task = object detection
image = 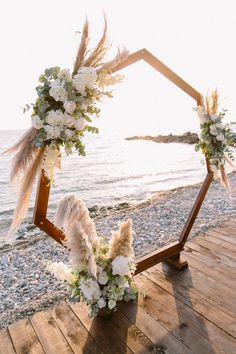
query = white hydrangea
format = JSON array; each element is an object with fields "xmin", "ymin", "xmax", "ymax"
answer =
[
  {"xmin": 76, "ymin": 67, "xmax": 97, "ymax": 90},
  {"xmin": 31, "ymin": 115, "xmax": 43, "ymax": 129},
  {"xmin": 108, "ymin": 299, "xmax": 116, "ymax": 309},
  {"xmin": 44, "ymin": 125, "xmax": 61, "ymax": 139},
  {"xmin": 58, "ymin": 68, "xmax": 71, "ymax": 81},
  {"xmin": 216, "ymin": 133, "xmax": 225, "ymax": 141},
  {"xmin": 47, "ymin": 262, "xmax": 75, "ymax": 282},
  {"xmin": 97, "ymin": 297, "xmax": 106, "ymax": 308},
  {"xmin": 74, "ymin": 117, "xmax": 86, "ymax": 131},
  {"xmin": 46, "ymin": 110, "xmax": 64, "ymax": 126},
  {"xmin": 97, "ymin": 267, "xmax": 108, "ymax": 285},
  {"xmin": 49, "ymin": 79, "xmax": 67, "ymax": 102},
  {"xmin": 64, "ymin": 101, "xmax": 76, "ymax": 114},
  {"xmin": 112, "ymin": 255, "xmax": 130, "ymax": 276},
  {"xmin": 65, "ymin": 129, "xmax": 75, "ymax": 139},
  {"xmin": 79, "ymin": 278, "xmax": 101, "ymax": 301}
]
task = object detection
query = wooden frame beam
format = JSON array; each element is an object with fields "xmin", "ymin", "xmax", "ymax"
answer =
[{"xmin": 33, "ymin": 48, "xmax": 212, "ymax": 272}]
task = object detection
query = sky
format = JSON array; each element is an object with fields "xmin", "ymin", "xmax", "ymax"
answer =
[{"xmin": 1, "ymin": 0, "xmax": 236, "ymax": 136}]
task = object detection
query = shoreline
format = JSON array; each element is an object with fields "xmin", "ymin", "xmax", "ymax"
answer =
[{"xmin": 0, "ymin": 173, "xmax": 236, "ymax": 329}]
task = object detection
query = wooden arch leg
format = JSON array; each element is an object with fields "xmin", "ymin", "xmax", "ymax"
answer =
[{"xmin": 165, "ymin": 253, "xmax": 188, "ymax": 270}]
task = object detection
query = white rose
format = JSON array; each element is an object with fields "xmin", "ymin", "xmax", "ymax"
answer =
[
  {"xmin": 63, "ymin": 101, "xmax": 76, "ymax": 114},
  {"xmin": 210, "ymin": 124, "xmax": 217, "ymax": 136},
  {"xmin": 73, "ymin": 77, "xmax": 86, "ymax": 96},
  {"xmin": 65, "ymin": 129, "xmax": 75, "ymax": 139},
  {"xmin": 49, "ymin": 86, "xmax": 67, "ymax": 102},
  {"xmin": 97, "ymin": 269, "xmax": 108, "ymax": 285},
  {"xmin": 80, "ymin": 103, "xmax": 87, "ymax": 111},
  {"xmin": 216, "ymin": 133, "xmax": 225, "ymax": 141},
  {"xmin": 47, "ymin": 262, "xmax": 75, "ymax": 282},
  {"xmin": 58, "ymin": 69, "xmax": 71, "ymax": 81},
  {"xmin": 108, "ymin": 299, "xmax": 116, "ymax": 309},
  {"xmin": 31, "ymin": 115, "xmax": 43, "ymax": 129},
  {"xmin": 97, "ymin": 297, "xmax": 106, "ymax": 309},
  {"xmin": 46, "ymin": 110, "xmax": 64, "ymax": 126},
  {"xmin": 75, "ymin": 67, "xmax": 97, "ymax": 90},
  {"xmin": 79, "ymin": 279, "xmax": 101, "ymax": 301},
  {"xmin": 44, "ymin": 125, "xmax": 61, "ymax": 139},
  {"xmin": 74, "ymin": 117, "xmax": 86, "ymax": 131},
  {"xmin": 112, "ymin": 255, "xmax": 130, "ymax": 276}
]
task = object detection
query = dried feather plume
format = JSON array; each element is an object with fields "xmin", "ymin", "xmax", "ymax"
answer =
[
  {"xmin": 109, "ymin": 219, "xmax": 134, "ymax": 259},
  {"xmin": 55, "ymin": 194, "xmax": 100, "ymax": 277}
]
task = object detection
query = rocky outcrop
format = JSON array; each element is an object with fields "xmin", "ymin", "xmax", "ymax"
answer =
[{"xmin": 126, "ymin": 132, "xmax": 199, "ymax": 144}]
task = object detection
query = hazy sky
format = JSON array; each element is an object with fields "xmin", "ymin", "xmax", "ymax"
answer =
[{"xmin": 1, "ymin": 0, "xmax": 236, "ymax": 135}]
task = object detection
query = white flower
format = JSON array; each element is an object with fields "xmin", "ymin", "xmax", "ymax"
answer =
[
  {"xmin": 64, "ymin": 114, "xmax": 75, "ymax": 128},
  {"xmin": 31, "ymin": 115, "xmax": 43, "ymax": 129},
  {"xmin": 46, "ymin": 110, "xmax": 64, "ymax": 126},
  {"xmin": 216, "ymin": 133, "xmax": 225, "ymax": 141},
  {"xmin": 97, "ymin": 297, "xmax": 106, "ymax": 308},
  {"xmin": 216, "ymin": 122, "xmax": 224, "ymax": 129},
  {"xmin": 49, "ymin": 80, "xmax": 67, "ymax": 102},
  {"xmin": 58, "ymin": 69, "xmax": 71, "ymax": 81},
  {"xmin": 64, "ymin": 101, "xmax": 76, "ymax": 114},
  {"xmin": 112, "ymin": 255, "xmax": 130, "ymax": 276},
  {"xmin": 108, "ymin": 299, "xmax": 116, "ymax": 309},
  {"xmin": 65, "ymin": 129, "xmax": 75, "ymax": 139},
  {"xmin": 44, "ymin": 125, "xmax": 61, "ymax": 139},
  {"xmin": 74, "ymin": 117, "xmax": 86, "ymax": 131},
  {"xmin": 80, "ymin": 103, "xmax": 87, "ymax": 111},
  {"xmin": 73, "ymin": 77, "xmax": 86, "ymax": 96},
  {"xmin": 76, "ymin": 67, "xmax": 97, "ymax": 90},
  {"xmin": 79, "ymin": 278, "xmax": 101, "ymax": 301},
  {"xmin": 47, "ymin": 262, "xmax": 75, "ymax": 282},
  {"xmin": 210, "ymin": 124, "xmax": 217, "ymax": 136},
  {"xmin": 97, "ymin": 268, "xmax": 108, "ymax": 285}
]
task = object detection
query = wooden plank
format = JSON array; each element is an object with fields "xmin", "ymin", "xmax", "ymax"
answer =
[
  {"xmin": 203, "ymin": 233, "xmax": 236, "ymax": 253},
  {"xmin": 148, "ymin": 267, "xmax": 236, "ymax": 337},
  {"xmin": 118, "ymin": 301, "xmax": 193, "ymax": 354},
  {"xmin": 0, "ymin": 329, "xmax": 16, "ymax": 354},
  {"xmin": 206, "ymin": 228, "xmax": 236, "ymax": 247},
  {"xmin": 186, "ymin": 240, "xmax": 236, "ymax": 269},
  {"xmin": 30, "ymin": 311, "xmax": 73, "ymax": 354},
  {"xmin": 135, "ymin": 241, "xmax": 183, "ymax": 274},
  {"xmin": 69, "ymin": 302, "xmax": 133, "ymax": 354},
  {"xmin": 190, "ymin": 236, "xmax": 236, "ymax": 261},
  {"xmin": 157, "ymin": 257, "xmax": 236, "ymax": 318},
  {"xmin": 8, "ymin": 319, "xmax": 44, "ymax": 354},
  {"xmin": 50, "ymin": 302, "xmax": 101, "ymax": 354},
  {"xmin": 136, "ymin": 273, "xmax": 236, "ymax": 354},
  {"xmin": 184, "ymin": 248, "xmax": 236, "ymax": 289}
]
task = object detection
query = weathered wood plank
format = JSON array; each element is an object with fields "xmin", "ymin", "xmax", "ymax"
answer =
[
  {"xmin": 148, "ymin": 264, "xmax": 236, "ymax": 337},
  {"xmin": 207, "ymin": 228, "xmax": 236, "ymax": 247},
  {"xmin": 202, "ymin": 233, "xmax": 236, "ymax": 253},
  {"xmin": 30, "ymin": 311, "xmax": 73, "ymax": 354},
  {"xmin": 8, "ymin": 319, "xmax": 44, "ymax": 354},
  {"xmin": 118, "ymin": 301, "xmax": 193, "ymax": 354},
  {"xmin": 189, "ymin": 236, "xmax": 236, "ymax": 262},
  {"xmin": 155, "ymin": 260, "xmax": 236, "ymax": 318},
  {"xmin": 184, "ymin": 248, "xmax": 236, "ymax": 289},
  {"xmin": 50, "ymin": 301, "xmax": 100, "ymax": 354},
  {"xmin": 186, "ymin": 240, "xmax": 236, "ymax": 269},
  {"xmin": 0, "ymin": 329, "xmax": 16, "ymax": 354},
  {"xmin": 136, "ymin": 273, "xmax": 236, "ymax": 354},
  {"xmin": 69, "ymin": 302, "xmax": 133, "ymax": 354}
]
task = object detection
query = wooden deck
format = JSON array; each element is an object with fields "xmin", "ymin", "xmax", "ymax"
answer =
[{"xmin": 1, "ymin": 220, "xmax": 236, "ymax": 354}]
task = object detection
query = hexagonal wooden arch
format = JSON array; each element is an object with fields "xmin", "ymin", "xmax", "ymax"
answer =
[{"xmin": 33, "ymin": 48, "xmax": 214, "ymax": 274}]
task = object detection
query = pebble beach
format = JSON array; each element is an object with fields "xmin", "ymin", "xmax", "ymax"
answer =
[{"xmin": 0, "ymin": 173, "xmax": 236, "ymax": 330}]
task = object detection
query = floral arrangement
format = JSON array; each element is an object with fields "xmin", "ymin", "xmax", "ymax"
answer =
[
  {"xmin": 195, "ymin": 90, "xmax": 236, "ymax": 192},
  {"xmin": 48, "ymin": 194, "xmax": 137, "ymax": 316},
  {"xmin": 5, "ymin": 18, "xmax": 128, "ymax": 232}
]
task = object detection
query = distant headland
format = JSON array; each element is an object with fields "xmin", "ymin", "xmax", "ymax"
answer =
[{"xmin": 125, "ymin": 131, "xmax": 199, "ymax": 145}]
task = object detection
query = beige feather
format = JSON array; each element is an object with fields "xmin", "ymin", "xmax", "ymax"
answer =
[
  {"xmin": 73, "ymin": 18, "xmax": 90, "ymax": 75},
  {"xmin": 9, "ymin": 147, "xmax": 45, "ymax": 233},
  {"xmin": 109, "ymin": 219, "xmax": 134, "ymax": 259}
]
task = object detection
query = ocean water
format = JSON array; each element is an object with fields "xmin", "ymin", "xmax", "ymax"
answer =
[{"xmin": 0, "ymin": 129, "xmax": 207, "ymax": 244}]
